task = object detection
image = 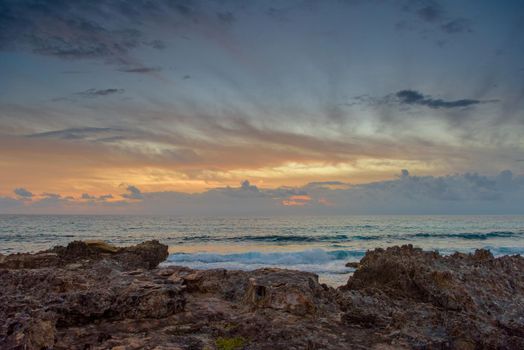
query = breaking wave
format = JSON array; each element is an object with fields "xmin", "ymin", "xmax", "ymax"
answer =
[
  {"xmin": 176, "ymin": 231, "xmax": 523, "ymax": 244},
  {"xmin": 166, "ymin": 248, "xmax": 365, "ymax": 266}
]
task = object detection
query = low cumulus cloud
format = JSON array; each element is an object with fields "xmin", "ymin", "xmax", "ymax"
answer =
[
  {"xmin": 122, "ymin": 185, "xmax": 144, "ymax": 200},
  {"xmin": 14, "ymin": 188, "xmax": 33, "ymax": 198},
  {"xmin": 210, "ymin": 180, "xmax": 265, "ymax": 198},
  {"xmin": 42, "ymin": 193, "xmax": 61, "ymax": 199},
  {"xmin": 1, "ymin": 170, "xmax": 523, "ymax": 215},
  {"xmin": 82, "ymin": 193, "xmax": 113, "ymax": 201}
]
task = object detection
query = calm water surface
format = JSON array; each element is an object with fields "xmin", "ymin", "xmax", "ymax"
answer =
[{"xmin": 1, "ymin": 215, "xmax": 523, "ymax": 286}]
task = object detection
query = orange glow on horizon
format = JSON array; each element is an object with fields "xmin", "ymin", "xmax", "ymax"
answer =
[
  {"xmin": 281, "ymin": 195, "xmax": 312, "ymax": 206},
  {"xmin": 0, "ymin": 134, "xmax": 442, "ymax": 198}
]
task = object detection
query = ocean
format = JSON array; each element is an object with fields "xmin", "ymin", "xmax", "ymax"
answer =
[{"xmin": 1, "ymin": 215, "xmax": 523, "ymax": 286}]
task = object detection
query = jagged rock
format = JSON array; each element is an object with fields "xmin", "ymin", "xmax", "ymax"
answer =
[
  {"xmin": 1, "ymin": 314, "xmax": 55, "ymax": 349},
  {"xmin": 242, "ymin": 268, "xmax": 330, "ymax": 316},
  {"xmin": 0, "ymin": 240, "xmax": 168, "ymax": 270},
  {"xmin": 345, "ymin": 261, "xmax": 360, "ymax": 268},
  {"xmin": 340, "ymin": 244, "xmax": 524, "ymax": 348},
  {"xmin": 1, "ymin": 242, "xmax": 523, "ymax": 349}
]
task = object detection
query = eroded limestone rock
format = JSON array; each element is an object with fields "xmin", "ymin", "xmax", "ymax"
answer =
[{"xmin": 1, "ymin": 242, "xmax": 523, "ymax": 349}]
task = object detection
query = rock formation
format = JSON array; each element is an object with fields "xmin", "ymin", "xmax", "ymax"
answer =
[{"xmin": 1, "ymin": 242, "xmax": 523, "ymax": 349}]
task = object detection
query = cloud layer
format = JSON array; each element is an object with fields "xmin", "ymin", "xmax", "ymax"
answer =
[
  {"xmin": 1, "ymin": 1, "xmax": 523, "ymax": 201},
  {"xmin": 1, "ymin": 170, "xmax": 523, "ymax": 215}
]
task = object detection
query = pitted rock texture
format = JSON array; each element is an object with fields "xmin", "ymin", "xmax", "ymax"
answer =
[
  {"xmin": 1, "ymin": 242, "xmax": 523, "ymax": 349},
  {"xmin": 0, "ymin": 239, "xmax": 168, "ymax": 270}
]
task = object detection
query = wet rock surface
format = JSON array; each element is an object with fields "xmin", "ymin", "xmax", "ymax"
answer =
[{"xmin": 1, "ymin": 242, "xmax": 523, "ymax": 349}]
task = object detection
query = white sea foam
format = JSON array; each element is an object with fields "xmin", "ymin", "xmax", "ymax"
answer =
[
  {"xmin": 166, "ymin": 248, "xmax": 363, "ymax": 265},
  {"xmin": 163, "ymin": 248, "xmax": 361, "ymax": 286}
]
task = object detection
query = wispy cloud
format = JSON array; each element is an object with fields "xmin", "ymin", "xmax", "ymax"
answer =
[
  {"xmin": 441, "ymin": 18, "xmax": 472, "ymax": 34},
  {"xmin": 399, "ymin": 0, "xmax": 473, "ymax": 36},
  {"xmin": 26, "ymin": 127, "xmax": 122, "ymax": 140},
  {"xmin": 416, "ymin": 2, "xmax": 444, "ymax": 23},
  {"xmin": 0, "ymin": 0, "xmax": 175, "ymax": 65},
  {"xmin": 76, "ymin": 88, "xmax": 125, "ymax": 98},
  {"xmin": 395, "ymin": 89, "xmax": 487, "ymax": 109},
  {"xmin": 117, "ymin": 66, "xmax": 162, "ymax": 74},
  {"xmin": 216, "ymin": 11, "xmax": 236, "ymax": 25}
]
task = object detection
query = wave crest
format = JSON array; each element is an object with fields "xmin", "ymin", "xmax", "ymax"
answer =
[
  {"xmin": 177, "ymin": 230, "xmax": 522, "ymax": 244},
  {"xmin": 166, "ymin": 248, "xmax": 364, "ymax": 266}
]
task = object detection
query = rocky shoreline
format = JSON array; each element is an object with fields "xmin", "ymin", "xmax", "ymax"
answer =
[{"xmin": 1, "ymin": 241, "xmax": 523, "ymax": 349}]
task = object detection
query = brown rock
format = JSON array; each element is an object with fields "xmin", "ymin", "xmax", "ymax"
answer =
[
  {"xmin": 1, "ymin": 242, "xmax": 523, "ymax": 349},
  {"xmin": 340, "ymin": 244, "xmax": 524, "ymax": 348},
  {"xmin": 242, "ymin": 269, "xmax": 328, "ymax": 316},
  {"xmin": 0, "ymin": 239, "xmax": 168, "ymax": 270},
  {"xmin": 345, "ymin": 261, "xmax": 360, "ymax": 268}
]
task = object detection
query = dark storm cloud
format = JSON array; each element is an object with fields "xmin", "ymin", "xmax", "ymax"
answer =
[
  {"xmin": 76, "ymin": 88, "xmax": 125, "ymax": 98},
  {"xmin": 395, "ymin": 90, "xmax": 487, "ymax": 109}
]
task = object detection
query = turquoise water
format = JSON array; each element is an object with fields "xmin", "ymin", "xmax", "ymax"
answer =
[{"xmin": 1, "ymin": 215, "xmax": 523, "ymax": 285}]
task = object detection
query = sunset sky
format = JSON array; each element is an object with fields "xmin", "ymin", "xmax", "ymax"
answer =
[{"xmin": 1, "ymin": 0, "xmax": 524, "ymax": 214}]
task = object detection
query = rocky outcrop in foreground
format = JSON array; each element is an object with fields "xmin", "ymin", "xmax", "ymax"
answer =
[{"xmin": 1, "ymin": 242, "xmax": 523, "ymax": 349}]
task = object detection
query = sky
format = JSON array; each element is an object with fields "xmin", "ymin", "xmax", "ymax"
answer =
[{"xmin": 0, "ymin": 0, "xmax": 524, "ymax": 215}]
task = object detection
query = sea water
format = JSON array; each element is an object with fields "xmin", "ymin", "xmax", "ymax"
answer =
[{"xmin": 1, "ymin": 215, "xmax": 523, "ymax": 286}]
